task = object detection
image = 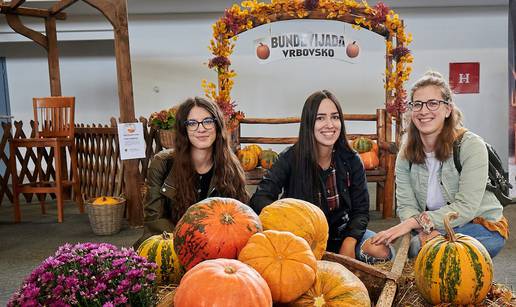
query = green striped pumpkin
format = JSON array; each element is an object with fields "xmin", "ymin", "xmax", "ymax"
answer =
[
  {"xmin": 137, "ymin": 231, "xmax": 185, "ymax": 285},
  {"xmin": 352, "ymin": 137, "xmax": 373, "ymax": 153},
  {"xmin": 414, "ymin": 212, "xmax": 493, "ymax": 305}
]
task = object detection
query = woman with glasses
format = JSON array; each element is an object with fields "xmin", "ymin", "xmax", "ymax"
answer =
[
  {"xmin": 371, "ymin": 71, "xmax": 507, "ymax": 258},
  {"xmin": 133, "ymin": 97, "xmax": 249, "ymax": 248},
  {"xmin": 250, "ymin": 90, "xmax": 393, "ymax": 263}
]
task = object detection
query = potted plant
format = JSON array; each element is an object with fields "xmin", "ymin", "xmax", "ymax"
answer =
[
  {"xmin": 149, "ymin": 106, "xmax": 178, "ymax": 149},
  {"xmin": 8, "ymin": 242, "xmax": 158, "ymax": 306}
]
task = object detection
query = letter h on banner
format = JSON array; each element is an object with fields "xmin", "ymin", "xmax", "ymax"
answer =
[{"xmin": 449, "ymin": 62, "xmax": 480, "ymax": 94}]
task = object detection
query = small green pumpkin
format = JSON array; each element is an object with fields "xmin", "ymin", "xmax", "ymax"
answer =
[
  {"xmin": 352, "ymin": 137, "xmax": 373, "ymax": 153},
  {"xmin": 259, "ymin": 149, "xmax": 278, "ymax": 169},
  {"xmin": 137, "ymin": 231, "xmax": 185, "ymax": 285}
]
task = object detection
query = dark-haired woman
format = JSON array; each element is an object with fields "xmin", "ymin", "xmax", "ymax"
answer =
[
  {"xmin": 250, "ymin": 90, "xmax": 392, "ymax": 263},
  {"xmin": 371, "ymin": 71, "xmax": 507, "ymax": 258},
  {"xmin": 133, "ymin": 97, "xmax": 249, "ymax": 248}
]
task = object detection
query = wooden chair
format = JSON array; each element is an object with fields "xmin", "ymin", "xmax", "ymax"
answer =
[{"xmin": 10, "ymin": 96, "xmax": 84, "ymax": 223}]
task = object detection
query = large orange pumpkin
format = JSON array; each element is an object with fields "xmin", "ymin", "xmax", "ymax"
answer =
[
  {"xmin": 291, "ymin": 260, "xmax": 371, "ymax": 307},
  {"xmin": 238, "ymin": 230, "xmax": 317, "ymax": 303},
  {"xmin": 259, "ymin": 198, "xmax": 328, "ymax": 260},
  {"xmin": 414, "ymin": 212, "xmax": 493, "ymax": 305},
  {"xmin": 237, "ymin": 148, "xmax": 259, "ymax": 171},
  {"xmin": 359, "ymin": 151, "xmax": 379, "ymax": 170},
  {"xmin": 174, "ymin": 258, "xmax": 272, "ymax": 307},
  {"xmin": 173, "ymin": 197, "xmax": 262, "ymax": 270}
]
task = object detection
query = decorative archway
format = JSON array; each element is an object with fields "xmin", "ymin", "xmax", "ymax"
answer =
[{"xmin": 202, "ymin": 0, "xmax": 413, "ymax": 138}]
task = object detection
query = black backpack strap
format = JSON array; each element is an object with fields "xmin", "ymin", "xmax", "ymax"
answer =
[{"xmin": 453, "ymin": 133, "xmax": 465, "ymax": 173}]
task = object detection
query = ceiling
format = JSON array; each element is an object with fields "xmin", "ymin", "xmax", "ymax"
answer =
[{"xmin": 2, "ymin": 0, "xmax": 510, "ymax": 15}]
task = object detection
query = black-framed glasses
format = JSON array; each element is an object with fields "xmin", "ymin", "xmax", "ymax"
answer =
[
  {"xmin": 408, "ymin": 99, "xmax": 449, "ymax": 112},
  {"xmin": 184, "ymin": 117, "xmax": 217, "ymax": 131}
]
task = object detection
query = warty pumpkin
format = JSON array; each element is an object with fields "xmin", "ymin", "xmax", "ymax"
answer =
[
  {"xmin": 259, "ymin": 198, "xmax": 328, "ymax": 260},
  {"xmin": 237, "ymin": 148, "xmax": 259, "ymax": 171},
  {"xmin": 359, "ymin": 151, "xmax": 379, "ymax": 170},
  {"xmin": 136, "ymin": 231, "xmax": 184, "ymax": 285},
  {"xmin": 290, "ymin": 260, "xmax": 371, "ymax": 307},
  {"xmin": 174, "ymin": 258, "xmax": 272, "ymax": 307},
  {"xmin": 238, "ymin": 230, "xmax": 317, "ymax": 303},
  {"xmin": 173, "ymin": 197, "xmax": 262, "ymax": 270},
  {"xmin": 414, "ymin": 212, "xmax": 493, "ymax": 305}
]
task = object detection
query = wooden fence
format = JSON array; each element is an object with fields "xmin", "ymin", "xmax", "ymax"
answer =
[{"xmin": 0, "ymin": 117, "xmax": 164, "ymax": 204}]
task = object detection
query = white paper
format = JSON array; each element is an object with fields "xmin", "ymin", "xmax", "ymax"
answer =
[{"xmin": 118, "ymin": 122, "xmax": 146, "ymax": 160}]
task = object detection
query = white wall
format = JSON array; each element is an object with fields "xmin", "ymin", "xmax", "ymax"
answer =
[{"xmin": 0, "ymin": 5, "xmax": 509, "ymax": 160}]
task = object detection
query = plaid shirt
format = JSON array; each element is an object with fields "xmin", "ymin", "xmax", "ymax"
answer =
[{"xmin": 320, "ymin": 162, "xmax": 340, "ymax": 212}]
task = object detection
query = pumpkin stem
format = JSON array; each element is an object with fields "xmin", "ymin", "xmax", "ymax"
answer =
[
  {"xmin": 224, "ymin": 266, "xmax": 236, "ymax": 274},
  {"xmin": 444, "ymin": 212, "xmax": 459, "ymax": 242},
  {"xmin": 220, "ymin": 212, "xmax": 235, "ymax": 224},
  {"xmin": 162, "ymin": 231, "xmax": 170, "ymax": 240},
  {"xmin": 313, "ymin": 295, "xmax": 326, "ymax": 307}
]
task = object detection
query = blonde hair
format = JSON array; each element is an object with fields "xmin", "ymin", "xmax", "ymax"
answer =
[{"xmin": 403, "ymin": 71, "xmax": 466, "ymax": 164}]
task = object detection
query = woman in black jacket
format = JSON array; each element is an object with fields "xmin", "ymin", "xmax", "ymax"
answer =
[{"xmin": 250, "ymin": 90, "xmax": 392, "ymax": 263}]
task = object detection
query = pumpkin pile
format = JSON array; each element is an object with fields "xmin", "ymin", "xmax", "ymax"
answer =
[
  {"xmin": 237, "ymin": 144, "xmax": 278, "ymax": 171},
  {"xmin": 351, "ymin": 137, "xmax": 379, "ymax": 170},
  {"xmin": 137, "ymin": 197, "xmax": 371, "ymax": 306}
]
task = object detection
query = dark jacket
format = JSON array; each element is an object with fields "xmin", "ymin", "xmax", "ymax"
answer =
[
  {"xmin": 250, "ymin": 146, "xmax": 370, "ymax": 244},
  {"xmin": 133, "ymin": 150, "xmax": 219, "ymax": 249}
]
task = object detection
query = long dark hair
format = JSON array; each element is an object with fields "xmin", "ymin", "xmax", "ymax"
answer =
[
  {"xmin": 292, "ymin": 90, "xmax": 353, "ymax": 205},
  {"xmin": 170, "ymin": 97, "xmax": 249, "ymax": 222}
]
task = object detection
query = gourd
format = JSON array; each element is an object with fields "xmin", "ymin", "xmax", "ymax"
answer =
[
  {"xmin": 259, "ymin": 198, "xmax": 328, "ymax": 260},
  {"xmin": 174, "ymin": 258, "xmax": 272, "ymax": 307},
  {"xmin": 136, "ymin": 231, "xmax": 184, "ymax": 285},
  {"xmin": 238, "ymin": 230, "xmax": 317, "ymax": 303},
  {"xmin": 414, "ymin": 212, "xmax": 493, "ymax": 305},
  {"xmin": 291, "ymin": 260, "xmax": 370, "ymax": 307},
  {"xmin": 173, "ymin": 197, "xmax": 262, "ymax": 270},
  {"xmin": 259, "ymin": 149, "xmax": 279, "ymax": 169}
]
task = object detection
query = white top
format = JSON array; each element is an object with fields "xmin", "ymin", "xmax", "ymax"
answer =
[{"xmin": 425, "ymin": 152, "xmax": 445, "ymax": 211}]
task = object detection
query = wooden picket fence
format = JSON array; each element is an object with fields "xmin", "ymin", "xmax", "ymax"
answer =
[{"xmin": 0, "ymin": 117, "xmax": 164, "ymax": 204}]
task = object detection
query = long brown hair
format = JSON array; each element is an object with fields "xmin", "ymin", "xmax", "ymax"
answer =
[
  {"xmin": 171, "ymin": 97, "xmax": 249, "ymax": 221},
  {"xmin": 292, "ymin": 90, "xmax": 353, "ymax": 204},
  {"xmin": 403, "ymin": 71, "xmax": 465, "ymax": 164}
]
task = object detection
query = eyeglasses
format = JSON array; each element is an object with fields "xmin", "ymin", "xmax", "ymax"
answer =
[
  {"xmin": 184, "ymin": 117, "xmax": 217, "ymax": 131},
  {"xmin": 408, "ymin": 99, "xmax": 449, "ymax": 112}
]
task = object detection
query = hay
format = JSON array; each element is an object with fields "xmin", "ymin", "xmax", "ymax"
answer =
[
  {"xmin": 156, "ymin": 284, "xmax": 177, "ymax": 307},
  {"xmin": 373, "ymin": 261, "xmax": 516, "ymax": 307}
]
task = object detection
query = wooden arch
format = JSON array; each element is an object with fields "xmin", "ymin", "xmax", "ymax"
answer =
[
  {"xmin": 203, "ymin": 0, "xmax": 413, "ymax": 142},
  {"xmin": 0, "ymin": 0, "xmax": 143, "ymax": 226}
]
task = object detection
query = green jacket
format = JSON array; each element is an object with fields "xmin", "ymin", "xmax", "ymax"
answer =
[
  {"xmin": 133, "ymin": 150, "xmax": 218, "ymax": 249},
  {"xmin": 396, "ymin": 131, "xmax": 504, "ymax": 230}
]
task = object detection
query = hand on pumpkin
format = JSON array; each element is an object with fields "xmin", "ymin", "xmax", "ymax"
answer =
[
  {"xmin": 339, "ymin": 237, "xmax": 357, "ymax": 259},
  {"xmin": 371, "ymin": 218, "xmax": 419, "ymax": 245},
  {"xmin": 418, "ymin": 230, "xmax": 441, "ymax": 246}
]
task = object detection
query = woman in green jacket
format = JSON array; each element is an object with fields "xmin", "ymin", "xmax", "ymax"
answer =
[
  {"xmin": 133, "ymin": 97, "xmax": 249, "ymax": 248},
  {"xmin": 371, "ymin": 71, "xmax": 507, "ymax": 258}
]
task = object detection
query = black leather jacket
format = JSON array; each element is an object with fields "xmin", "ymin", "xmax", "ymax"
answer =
[{"xmin": 250, "ymin": 146, "xmax": 370, "ymax": 243}]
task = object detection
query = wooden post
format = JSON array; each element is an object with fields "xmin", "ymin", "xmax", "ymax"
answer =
[{"xmin": 45, "ymin": 16, "xmax": 61, "ymax": 96}]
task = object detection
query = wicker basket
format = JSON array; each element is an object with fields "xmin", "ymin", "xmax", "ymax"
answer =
[
  {"xmin": 159, "ymin": 129, "xmax": 175, "ymax": 149},
  {"xmin": 86, "ymin": 197, "xmax": 126, "ymax": 235}
]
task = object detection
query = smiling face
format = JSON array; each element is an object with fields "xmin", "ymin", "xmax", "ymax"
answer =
[
  {"xmin": 411, "ymin": 85, "xmax": 452, "ymax": 139},
  {"xmin": 186, "ymin": 106, "xmax": 217, "ymax": 151},
  {"xmin": 314, "ymin": 98, "xmax": 342, "ymax": 150}
]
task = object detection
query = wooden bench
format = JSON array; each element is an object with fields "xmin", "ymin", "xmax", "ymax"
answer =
[{"xmin": 234, "ymin": 108, "xmax": 397, "ymax": 218}]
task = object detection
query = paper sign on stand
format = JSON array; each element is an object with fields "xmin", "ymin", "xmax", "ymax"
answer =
[{"xmin": 118, "ymin": 122, "xmax": 146, "ymax": 160}]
